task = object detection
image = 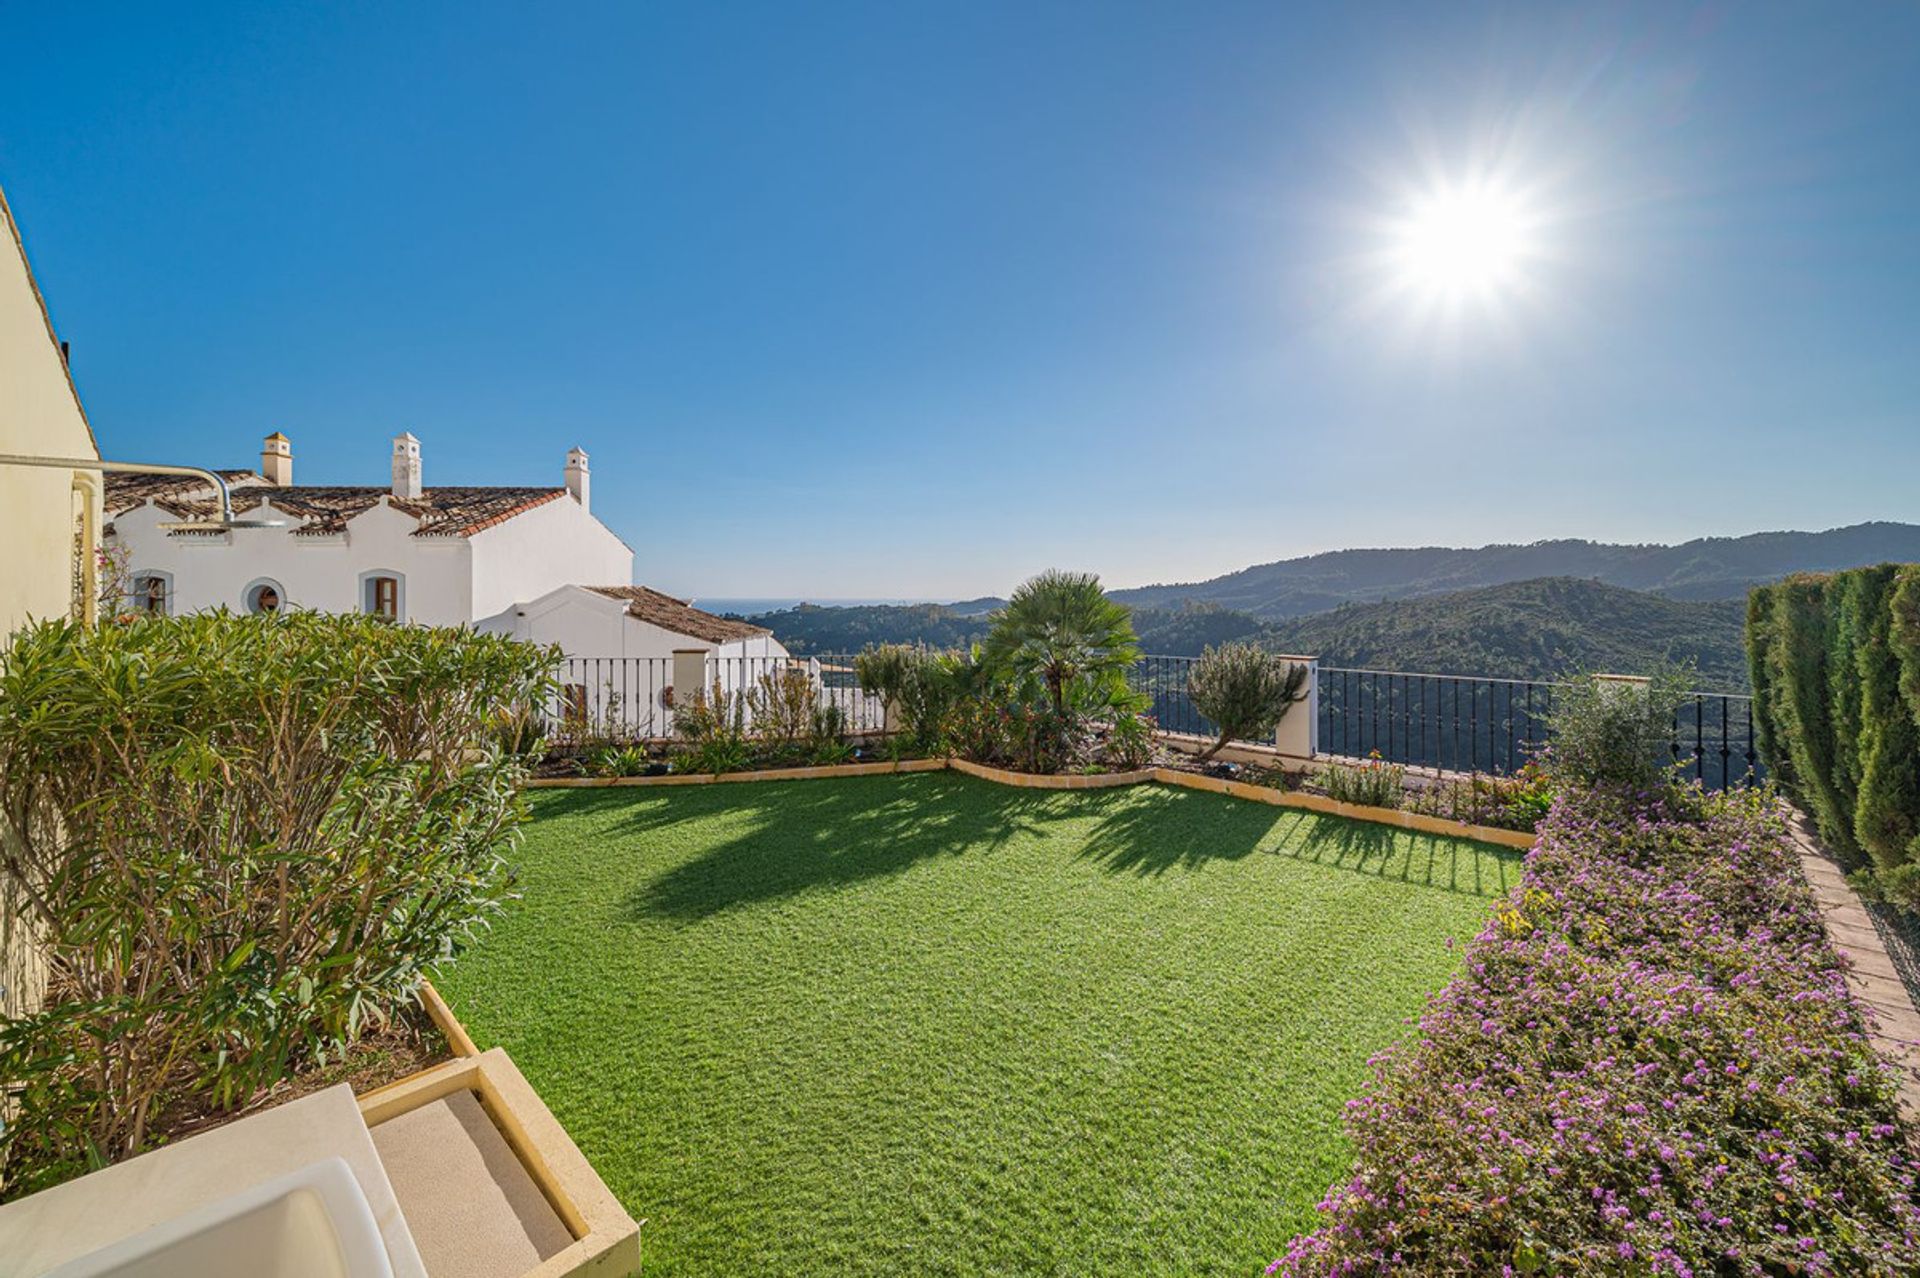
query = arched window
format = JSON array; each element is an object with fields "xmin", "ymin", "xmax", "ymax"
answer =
[
  {"xmin": 130, "ymin": 570, "xmax": 173, "ymax": 616},
  {"xmin": 243, "ymin": 578, "xmax": 286, "ymax": 614},
  {"xmin": 359, "ymin": 570, "xmax": 406, "ymax": 622}
]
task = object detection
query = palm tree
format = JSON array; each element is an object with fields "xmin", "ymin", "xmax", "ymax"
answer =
[{"xmin": 982, "ymin": 570, "xmax": 1143, "ymax": 719}]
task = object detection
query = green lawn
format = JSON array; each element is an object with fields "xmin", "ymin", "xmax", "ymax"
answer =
[{"xmin": 436, "ymin": 772, "xmax": 1520, "ymax": 1276}]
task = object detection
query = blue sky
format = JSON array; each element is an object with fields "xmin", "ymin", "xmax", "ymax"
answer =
[{"xmin": 3, "ymin": 2, "xmax": 1916, "ymax": 600}]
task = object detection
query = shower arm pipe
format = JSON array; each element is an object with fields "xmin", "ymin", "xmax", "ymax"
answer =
[{"xmin": 0, "ymin": 454, "xmax": 282, "ymax": 528}]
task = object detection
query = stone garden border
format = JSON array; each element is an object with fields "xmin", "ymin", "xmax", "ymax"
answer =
[{"xmin": 526, "ymin": 756, "xmax": 1539, "ymax": 850}]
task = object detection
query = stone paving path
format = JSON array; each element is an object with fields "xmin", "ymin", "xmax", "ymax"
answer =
[{"xmin": 1788, "ymin": 811, "xmax": 1920, "ymax": 1124}]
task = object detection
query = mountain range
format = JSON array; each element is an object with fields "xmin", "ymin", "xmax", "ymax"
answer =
[
  {"xmin": 1108, "ymin": 522, "xmax": 1920, "ymax": 618},
  {"xmin": 737, "ymin": 522, "xmax": 1920, "ymax": 690}
]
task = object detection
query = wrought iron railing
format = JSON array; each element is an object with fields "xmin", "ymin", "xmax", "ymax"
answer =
[
  {"xmin": 1130, "ymin": 655, "xmax": 1761, "ymax": 791},
  {"xmin": 545, "ymin": 652, "xmax": 884, "ymax": 746}
]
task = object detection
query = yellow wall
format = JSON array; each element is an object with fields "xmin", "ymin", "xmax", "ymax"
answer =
[{"xmin": 0, "ymin": 183, "xmax": 100, "ymax": 637}]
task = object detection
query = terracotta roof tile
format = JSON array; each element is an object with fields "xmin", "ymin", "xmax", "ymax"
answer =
[
  {"xmin": 584, "ymin": 585, "xmax": 773, "ymax": 644},
  {"xmin": 104, "ymin": 474, "xmax": 568, "ymax": 538}
]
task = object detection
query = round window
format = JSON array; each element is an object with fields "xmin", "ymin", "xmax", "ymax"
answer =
[{"xmin": 245, "ymin": 581, "xmax": 285, "ymax": 614}]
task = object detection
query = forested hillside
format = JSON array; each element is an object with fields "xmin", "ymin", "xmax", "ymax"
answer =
[
  {"xmin": 746, "ymin": 577, "xmax": 1749, "ymax": 688},
  {"xmin": 1109, "ymin": 522, "xmax": 1920, "ymax": 618}
]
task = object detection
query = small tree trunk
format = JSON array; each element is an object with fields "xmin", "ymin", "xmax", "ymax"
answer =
[{"xmin": 1194, "ymin": 729, "xmax": 1232, "ymax": 763}]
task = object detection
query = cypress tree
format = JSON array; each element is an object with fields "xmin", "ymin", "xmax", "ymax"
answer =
[{"xmin": 1850, "ymin": 567, "xmax": 1920, "ymax": 873}]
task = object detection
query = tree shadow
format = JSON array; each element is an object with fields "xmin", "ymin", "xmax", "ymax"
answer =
[
  {"xmin": 1290, "ymin": 816, "xmax": 1522, "ymax": 897},
  {"xmin": 537, "ymin": 773, "xmax": 1523, "ymax": 924},
  {"xmin": 575, "ymin": 774, "xmax": 1061, "ymax": 922},
  {"xmin": 1076, "ymin": 785, "xmax": 1292, "ymax": 876},
  {"xmin": 1078, "ymin": 785, "xmax": 1522, "ymax": 897}
]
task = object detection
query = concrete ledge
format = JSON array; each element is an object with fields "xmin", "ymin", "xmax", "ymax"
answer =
[
  {"xmin": 360, "ymin": 1051, "xmax": 641, "ymax": 1278},
  {"xmin": 1155, "ymin": 731, "xmax": 1312, "ymax": 772}
]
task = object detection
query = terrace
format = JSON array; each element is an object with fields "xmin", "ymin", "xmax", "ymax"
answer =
[{"xmin": 4, "ymin": 567, "xmax": 1920, "ymax": 1277}]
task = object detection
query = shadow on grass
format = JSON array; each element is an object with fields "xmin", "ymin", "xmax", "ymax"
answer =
[
  {"xmin": 533, "ymin": 773, "xmax": 1526, "ymax": 923},
  {"xmin": 541, "ymin": 775, "xmax": 1063, "ymax": 922},
  {"xmin": 1078, "ymin": 784, "xmax": 1522, "ymax": 897}
]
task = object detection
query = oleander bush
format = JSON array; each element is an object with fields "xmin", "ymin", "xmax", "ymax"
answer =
[
  {"xmin": 1749, "ymin": 566, "xmax": 1920, "ymax": 907},
  {"xmin": 1276, "ymin": 784, "xmax": 1920, "ymax": 1276},
  {"xmin": 0, "ymin": 612, "xmax": 556, "ymax": 1197}
]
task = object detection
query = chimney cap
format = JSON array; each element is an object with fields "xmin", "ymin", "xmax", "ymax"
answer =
[
  {"xmin": 394, "ymin": 431, "xmax": 420, "ymax": 444},
  {"xmin": 264, "ymin": 430, "xmax": 290, "ymax": 443}
]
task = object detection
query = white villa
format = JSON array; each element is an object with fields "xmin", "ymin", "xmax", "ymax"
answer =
[
  {"xmin": 476, "ymin": 583, "xmax": 784, "ymax": 663},
  {"xmin": 105, "ymin": 432, "xmax": 793, "ymax": 670}
]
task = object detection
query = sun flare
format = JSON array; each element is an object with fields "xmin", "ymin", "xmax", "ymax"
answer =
[{"xmin": 1390, "ymin": 182, "xmax": 1537, "ymax": 302}]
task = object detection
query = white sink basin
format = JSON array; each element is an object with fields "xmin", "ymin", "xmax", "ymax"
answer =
[{"xmin": 43, "ymin": 1157, "xmax": 394, "ymax": 1278}]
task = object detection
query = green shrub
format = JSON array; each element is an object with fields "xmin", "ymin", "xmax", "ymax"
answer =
[
  {"xmin": 0, "ymin": 612, "xmax": 555, "ymax": 1195},
  {"xmin": 1541, "ymin": 666, "xmax": 1693, "ymax": 792},
  {"xmin": 1102, "ymin": 710, "xmax": 1154, "ymax": 771},
  {"xmin": 587, "ymin": 744, "xmax": 653, "ymax": 777},
  {"xmin": 1827, "ymin": 570, "xmax": 1872, "ymax": 804},
  {"xmin": 673, "ymin": 679, "xmax": 751, "ymax": 773},
  {"xmin": 1744, "ymin": 587, "xmax": 1792, "ymax": 792},
  {"xmin": 1319, "ymin": 755, "xmax": 1405, "ymax": 808},
  {"xmin": 750, "ymin": 666, "xmax": 816, "ymax": 757},
  {"xmin": 1184, "ymin": 643, "xmax": 1308, "ymax": 762},
  {"xmin": 1892, "ymin": 566, "xmax": 1920, "ymax": 727},
  {"xmin": 1763, "ymin": 575, "xmax": 1856, "ymax": 855},
  {"xmin": 1749, "ymin": 567, "xmax": 1920, "ymax": 895},
  {"xmin": 1850, "ymin": 569, "xmax": 1920, "ymax": 873},
  {"xmin": 854, "ymin": 643, "xmax": 963, "ymax": 748},
  {"xmin": 1405, "ymin": 763, "xmax": 1554, "ymax": 833}
]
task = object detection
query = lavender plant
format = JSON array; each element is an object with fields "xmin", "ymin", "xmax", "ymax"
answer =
[{"xmin": 1275, "ymin": 785, "xmax": 1920, "ymax": 1275}]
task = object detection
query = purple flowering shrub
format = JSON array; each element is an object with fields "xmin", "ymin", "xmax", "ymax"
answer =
[{"xmin": 1277, "ymin": 785, "xmax": 1920, "ymax": 1276}]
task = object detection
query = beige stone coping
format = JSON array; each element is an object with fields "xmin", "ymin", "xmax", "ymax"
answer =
[
  {"xmin": 359, "ymin": 1049, "xmax": 640, "ymax": 1278},
  {"xmin": 527, "ymin": 754, "xmax": 1536, "ymax": 849},
  {"xmin": 946, "ymin": 757, "xmax": 1156, "ymax": 788},
  {"xmin": 1784, "ymin": 811, "xmax": 1920, "ymax": 1126},
  {"xmin": 420, "ymin": 976, "xmax": 480, "ymax": 1058}
]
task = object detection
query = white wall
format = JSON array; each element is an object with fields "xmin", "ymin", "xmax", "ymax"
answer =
[
  {"xmin": 473, "ymin": 587, "xmax": 788, "ymax": 664},
  {"xmin": 110, "ymin": 499, "xmax": 474, "ymax": 624},
  {"xmin": 469, "ymin": 494, "xmax": 632, "ymax": 623}
]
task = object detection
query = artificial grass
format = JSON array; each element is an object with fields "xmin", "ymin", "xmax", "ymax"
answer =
[{"xmin": 435, "ymin": 772, "xmax": 1521, "ymax": 1276}]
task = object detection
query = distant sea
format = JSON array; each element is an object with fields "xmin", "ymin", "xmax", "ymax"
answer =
[{"xmin": 698, "ymin": 598, "xmax": 938, "ymax": 616}]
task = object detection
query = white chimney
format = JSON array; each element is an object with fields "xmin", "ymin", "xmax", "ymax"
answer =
[
  {"xmin": 391, "ymin": 432, "xmax": 422, "ymax": 499},
  {"xmin": 260, "ymin": 431, "xmax": 293, "ymax": 485},
  {"xmin": 565, "ymin": 446, "xmax": 590, "ymax": 512}
]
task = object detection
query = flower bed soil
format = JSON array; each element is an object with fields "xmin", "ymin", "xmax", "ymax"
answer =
[{"xmin": 146, "ymin": 1001, "xmax": 451, "ymax": 1147}]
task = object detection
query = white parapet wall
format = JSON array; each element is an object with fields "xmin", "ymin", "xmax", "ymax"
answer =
[{"xmin": 1274, "ymin": 655, "xmax": 1320, "ymax": 760}]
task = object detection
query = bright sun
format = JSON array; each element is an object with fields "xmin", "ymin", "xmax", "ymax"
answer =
[{"xmin": 1390, "ymin": 182, "xmax": 1537, "ymax": 302}]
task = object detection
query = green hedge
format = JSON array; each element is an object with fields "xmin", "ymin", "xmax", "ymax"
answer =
[
  {"xmin": 0, "ymin": 612, "xmax": 557, "ymax": 1196},
  {"xmin": 1747, "ymin": 565, "xmax": 1920, "ymax": 902}
]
